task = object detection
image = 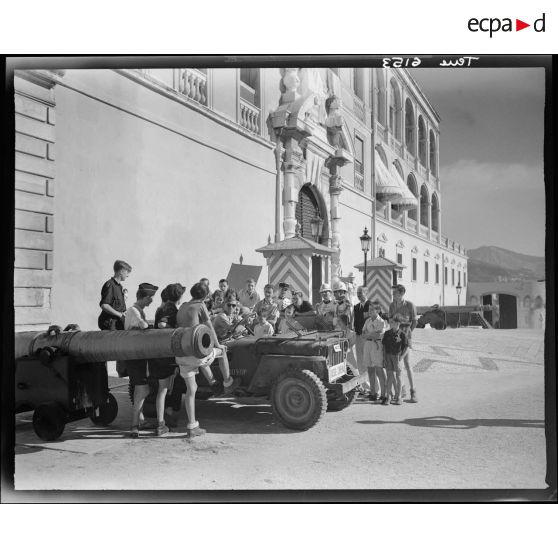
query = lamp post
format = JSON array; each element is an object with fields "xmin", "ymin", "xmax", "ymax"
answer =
[
  {"xmin": 456, "ymin": 283, "xmax": 462, "ymax": 328},
  {"xmin": 360, "ymin": 227, "xmax": 371, "ymax": 285},
  {"xmin": 310, "ymin": 209, "xmax": 324, "ymax": 243}
]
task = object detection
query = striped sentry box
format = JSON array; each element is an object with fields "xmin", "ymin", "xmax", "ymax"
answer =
[
  {"xmin": 268, "ymin": 253, "xmax": 311, "ymax": 300},
  {"xmin": 367, "ymin": 268, "xmax": 393, "ymax": 312}
]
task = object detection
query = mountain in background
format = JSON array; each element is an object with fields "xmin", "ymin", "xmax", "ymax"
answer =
[{"xmin": 467, "ymin": 246, "xmax": 545, "ymax": 282}]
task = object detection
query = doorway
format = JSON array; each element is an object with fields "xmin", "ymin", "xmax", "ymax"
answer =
[
  {"xmin": 311, "ymin": 256, "xmax": 322, "ymax": 305},
  {"xmin": 498, "ymin": 294, "xmax": 518, "ymax": 329}
]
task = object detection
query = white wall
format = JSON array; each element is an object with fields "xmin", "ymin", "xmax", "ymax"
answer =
[{"xmin": 51, "ymin": 70, "xmax": 275, "ymax": 330}]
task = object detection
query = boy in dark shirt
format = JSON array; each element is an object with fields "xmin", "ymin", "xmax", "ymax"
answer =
[
  {"xmin": 98, "ymin": 260, "xmax": 132, "ymax": 330},
  {"xmin": 149, "ymin": 283, "xmax": 186, "ymax": 435},
  {"xmin": 382, "ymin": 315, "xmax": 408, "ymax": 405}
]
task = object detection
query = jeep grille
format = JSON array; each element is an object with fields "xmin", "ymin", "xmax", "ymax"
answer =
[{"xmin": 327, "ymin": 342, "xmax": 346, "ymax": 367}]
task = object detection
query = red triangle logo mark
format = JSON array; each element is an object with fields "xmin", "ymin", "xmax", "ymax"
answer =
[{"xmin": 516, "ymin": 19, "xmax": 530, "ymax": 31}]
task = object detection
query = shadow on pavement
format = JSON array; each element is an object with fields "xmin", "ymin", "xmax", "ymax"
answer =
[
  {"xmin": 194, "ymin": 397, "xmax": 296, "ymax": 435},
  {"xmin": 356, "ymin": 416, "xmax": 545, "ymax": 429}
]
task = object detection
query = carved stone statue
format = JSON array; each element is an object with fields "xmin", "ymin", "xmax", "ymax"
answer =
[
  {"xmin": 299, "ymin": 68, "xmax": 328, "ymax": 124},
  {"xmin": 325, "ymin": 95, "xmax": 346, "ymax": 149}
]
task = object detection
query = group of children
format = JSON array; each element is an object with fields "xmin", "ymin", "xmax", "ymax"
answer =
[
  {"xmin": 361, "ymin": 302, "xmax": 409, "ymax": 405},
  {"xmin": 99, "ymin": 260, "xmax": 416, "ymax": 437}
]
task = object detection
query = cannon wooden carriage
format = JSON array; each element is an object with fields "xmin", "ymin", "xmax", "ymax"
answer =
[{"xmin": 15, "ymin": 324, "xmax": 213, "ymax": 441}]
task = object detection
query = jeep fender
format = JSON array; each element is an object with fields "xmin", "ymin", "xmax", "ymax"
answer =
[{"xmin": 249, "ymin": 355, "xmax": 328, "ymax": 393}]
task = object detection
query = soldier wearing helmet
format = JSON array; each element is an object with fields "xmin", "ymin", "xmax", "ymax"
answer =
[
  {"xmin": 314, "ymin": 283, "xmax": 337, "ymax": 329},
  {"xmin": 333, "ymin": 281, "xmax": 354, "ymax": 331}
]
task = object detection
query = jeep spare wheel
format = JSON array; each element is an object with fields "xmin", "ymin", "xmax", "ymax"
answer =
[{"xmin": 271, "ymin": 369, "xmax": 327, "ymax": 431}]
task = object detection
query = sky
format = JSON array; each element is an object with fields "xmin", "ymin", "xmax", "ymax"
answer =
[{"xmin": 409, "ymin": 67, "xmax": 546, "ymax": 258}]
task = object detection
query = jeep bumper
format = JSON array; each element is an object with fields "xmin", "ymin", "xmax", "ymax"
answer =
[{"xmin": 324, "ymin": 371, "xmax": 368, "ymax": 396}]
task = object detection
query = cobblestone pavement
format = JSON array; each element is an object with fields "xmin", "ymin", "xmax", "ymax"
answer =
[{"xmin": 13, "ymin": 328, "xmax": 548, "ymax": 493}]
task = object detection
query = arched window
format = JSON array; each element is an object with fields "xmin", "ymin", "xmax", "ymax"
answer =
[
  {"xmin": 418, "ymin": 116, "xmax": 427, "ymax": 166},
  {"xmin": 429, "ymin": 130, "xmax": 437, "ymax": 176},
  {"xmin": 375, "ymin": 69, "xmax": 386, "ymax": 126},
  {"xmin": 523, "ymin": 295, "xmax": 532, "ymax": 308},
  {"xmin": 420, "ymin": 184, "xmax": 429, "ymax": 226},
  {"xmin": 389, "ymin": 79, "xmax": 402, "ymax": 141},
  {"xmin": 405, "ymin": 98, "xmax": 415, "ymax": 154},
  {"xmin": 431, "ymin": 192, "xmax": 440, "ymax": 232},
  {"xmin": 296, "ymin": 185, "xmax": 323, "ymax": 243},
  {"xmin": 407, "ymin": 174, "xmax": 418, "ymax": 221}
]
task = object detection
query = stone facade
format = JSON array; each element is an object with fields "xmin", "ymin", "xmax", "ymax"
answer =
[
  {"xmin": 12, "ymin": 65, "xmax": 468, "ymax": 330},
  {"xmin": 14, "ymin": 71, "xmax": 60, "ymax": 331}
]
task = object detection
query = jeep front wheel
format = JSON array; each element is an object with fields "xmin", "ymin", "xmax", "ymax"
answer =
[{"xmin": 271, "ymin": 369, "xmax": 327, "ymax": 431}]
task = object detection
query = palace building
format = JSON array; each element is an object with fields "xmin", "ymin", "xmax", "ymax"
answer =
[{"xmin": 13, "ymin": 65, "xmax": 467, "ymax": 331}]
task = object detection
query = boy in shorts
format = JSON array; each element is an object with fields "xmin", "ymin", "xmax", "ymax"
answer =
[
  {"xmin": 362, "ymin": 302, "xmax": 388, "ymax": 402},
  {"xmin": 382, "ymin": 315, "xmax": 408, "ymax": 405},
  {"xmin": 123, "ymin": 283, "xmax": 158, "ymax": 437},
  {"xmin": 176, "ymin": 282, "xmax": 234, "ymax": 437}
]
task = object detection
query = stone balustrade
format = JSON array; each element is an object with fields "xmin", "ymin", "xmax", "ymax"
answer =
[
  {"xmin": 239, "ymin": 98, "xmax": 260, "ymax": 134},
  {"xmin": 180, "ymin": 69, "xmax": 207, "ymax": 106}
]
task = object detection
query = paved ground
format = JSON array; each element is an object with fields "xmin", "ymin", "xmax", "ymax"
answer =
[{"xmin": 13, "ymin": 328, "xmax": 547, "ymax": 491}]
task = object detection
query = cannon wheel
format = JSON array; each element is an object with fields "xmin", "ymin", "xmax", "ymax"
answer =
[
  {"xmin": 33, "ymin": 402, "xmax": 66, "ymax": 441},
  {"xmin": 271, "ymin": 369, "xmax": 327, "ymax": 431},
  {"xmin": 327, "ymin": 370, "xmax": 359, "ymax": 412},
  {"xmin": 88, "ymin": 393, "xmax": 118, "ymax": 425}
]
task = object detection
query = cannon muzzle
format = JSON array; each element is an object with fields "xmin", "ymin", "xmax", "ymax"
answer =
[{"xmin": 15, "ymin": 326, "xmax": 214, "ymax": 362}]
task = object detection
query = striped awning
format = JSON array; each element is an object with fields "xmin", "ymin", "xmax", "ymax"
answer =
[
  {"xmin": 375, "ymin": 157, "xmax": 402, "ymax": 202},
  {"xmin": 390, "ymin": 164, "xmax": 419, "ymax": 211}
]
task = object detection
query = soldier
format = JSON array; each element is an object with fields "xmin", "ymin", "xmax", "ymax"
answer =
[
  {"xmin": 315, "ymin": 283, "xmax": 337, "ymax": 329},
  {"xmin": 333, "ymin": 281, "xmax": 354, "ymax": 330}
]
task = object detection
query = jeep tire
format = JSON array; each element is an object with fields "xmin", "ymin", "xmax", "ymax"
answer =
[{"xmin": 271, "ymin": 369, "xmax": 327, "ymax": 431}]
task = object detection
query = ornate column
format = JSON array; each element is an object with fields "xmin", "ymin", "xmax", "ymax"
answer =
[
  {"xmin": 328, "ymin": 174, "xmax": 343, "ymax": 281},
  {"xmin": 283, "ymin": 138, "xmax": 304, "ymax": 239}
]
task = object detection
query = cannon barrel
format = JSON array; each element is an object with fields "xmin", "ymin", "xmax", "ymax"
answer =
[{"xmin": 15, "ymin": 326, "xmax": 214, "ymax": 362}]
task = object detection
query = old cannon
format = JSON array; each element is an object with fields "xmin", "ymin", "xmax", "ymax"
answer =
[{"xmin": 15, "ymin": 324, "xmax": 213, "ymax": 441}]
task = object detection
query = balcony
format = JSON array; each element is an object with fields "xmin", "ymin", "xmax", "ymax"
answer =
[
  {"xmin": 419, "ymin": 224, "xmax": 429, "ymax": 237},
  {"xmin": 406, "ymin": 216, "xmax": 417, "ymax": 231},
  {"xmin": 180, "ymin": 69, "xmax": 208, "ymax": 106},
  {"xmin": 239, "ymin": 98, "xmax": 260, "ymax": 134},
  {"xmin": 431, "ymin": 230, "xmax": 439, "ymax": 242},
  {"xmin": 391, "ymin": 211, "xmax": 404, "ymax": 227}
]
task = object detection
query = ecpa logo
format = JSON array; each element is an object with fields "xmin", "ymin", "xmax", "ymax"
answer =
[{"xmin": 468, "ymin": 12, "xmax": 546, "ymax": 37}]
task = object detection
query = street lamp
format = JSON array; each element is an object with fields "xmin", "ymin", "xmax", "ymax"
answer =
[
  {"xmin": 456, "ymin": 283, "xmax": 462, "ymax": 328},
  {"xmin": 360, "ymin": 227, "xmax": 371, "ymax": 285},
  {"xmin": 310, "ymin": 209, "xmax": 324, "ymax": 242}
]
